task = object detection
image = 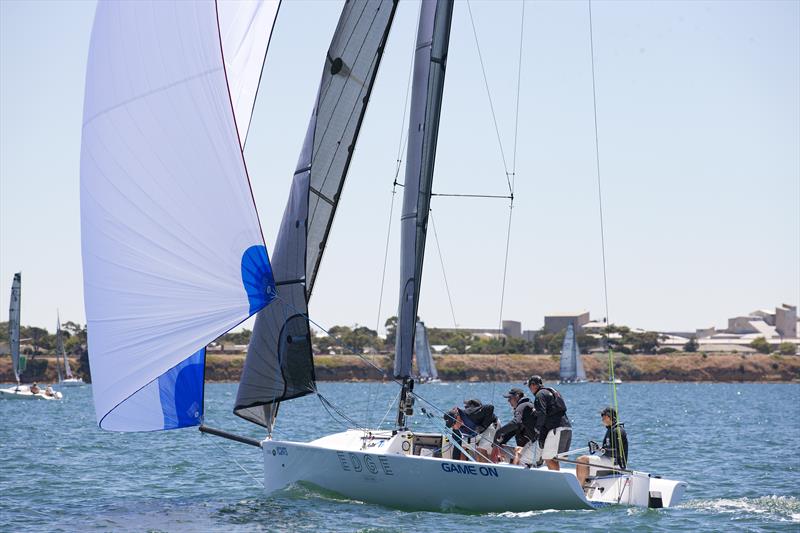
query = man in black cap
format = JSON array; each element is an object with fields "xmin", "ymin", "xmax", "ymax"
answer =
[
  {"xmin": 446, "ymin": 399, "xmax": 498, "ymax": 462},
  {"xmin": 576, "ymin": 406, "xmax": 628, "ymax": 486},
  {"xmin": 527, "ymin": 375, "xmax": 572, "ymax": 471},
  {"xmin": 491, "ymin": 388, "xmax": 538, "ymax": 465}
]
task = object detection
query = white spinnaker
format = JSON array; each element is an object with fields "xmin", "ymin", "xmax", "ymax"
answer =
[
  {"xmin": 81, "ymin": 1, "xmax": 275, "ymax": 431},
  {"xmin": 217, "ymin": 0, "xmax": 280, "ymax": 145}
]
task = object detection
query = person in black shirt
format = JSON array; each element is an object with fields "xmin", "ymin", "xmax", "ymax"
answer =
[
  {"xmin": 527, "ymin": 375, "xmax": 572, "ymax": 471},
  {"xmin": 446, "ymin": 400, "xmax": 498, "ymax": 462},
  {"xmin": 576, "ymin": 406, "xmax": 629, "ymax": 487},
  {"xmin": 492, "ymin": 388, "xmax": 538, "ymax": 465}
]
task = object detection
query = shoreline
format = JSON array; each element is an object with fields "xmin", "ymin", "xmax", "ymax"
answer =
[{"xmin": 3, "ymin": 353, "xmax": 798, "ymax": 384}]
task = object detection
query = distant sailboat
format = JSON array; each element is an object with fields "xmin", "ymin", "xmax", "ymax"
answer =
[
  {"xmin": 559, "ymin": 323, "xmax": 586, "ymax": 384},
  {"xmin": 0, "ymin": 273, "xmax": 62, "ymax": 400},
  {"xmin": 414, "ymin": 321, "xmax": 439, "ymax": 383},
  {"xmin": 56, "ymin": 312, "xmax": 84, "ymax": 387}
]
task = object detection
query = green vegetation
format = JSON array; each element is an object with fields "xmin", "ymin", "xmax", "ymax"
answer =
[
  {"xmin": 684, "ymin": 336, "xmax": 699, "ymax": 352},
  {"xmin": 749, "ymin": 336, "xmax": 771, "ymax": 354},
  {"xmin": 778, "ymin": 342, "xmax": 797, "ymax": 355}
]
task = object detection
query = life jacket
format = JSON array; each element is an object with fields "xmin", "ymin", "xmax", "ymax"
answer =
[{"xmin": 542, "ymin": 387, "xmax": 567, "ymax": 416}]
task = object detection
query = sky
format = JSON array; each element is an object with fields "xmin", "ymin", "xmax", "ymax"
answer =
[{"xmin": 0, "ymin": 0, "xmax": 798, "ymax": 336}]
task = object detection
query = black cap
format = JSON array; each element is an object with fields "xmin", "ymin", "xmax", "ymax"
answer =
[
  {"xmin": 527, "ymin": 375, "xmax": 543, "ymax": 387},
  {"xmin": 503, "ymin": 387, "xmax": 525, "ymax": 398},
  {"xmin": 463, "ymin": 399, "xmax": 482, "ymax": 408}
]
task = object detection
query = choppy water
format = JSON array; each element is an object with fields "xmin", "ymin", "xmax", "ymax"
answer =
[{"xmin": 1, "ymin": 382, "xmax": 798, "ymax": 531}]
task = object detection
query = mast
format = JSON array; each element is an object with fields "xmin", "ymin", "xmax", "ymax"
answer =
[
  {"xmin": 235, "ymin": 0, "xmax": 399, "ymax": 429},
  {"xmin": 395, "ymin": 0, "xmax": 454, "ymax": 428},
  {"xmin": 9, "ymin": 273, "xmax": 23, "ymax": 384}
]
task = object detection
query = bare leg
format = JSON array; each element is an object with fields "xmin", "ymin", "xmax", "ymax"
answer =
[
  {"xmin": 476, "ymin": 447, "xmax": 490, "ymax": 463},
  {"xmin": 512, "ymin": 446, "xmax": 522, "ymax": 465},
  {"xmin": 575, "ymin": 455, "xmax": 591, "ymax": 486}
]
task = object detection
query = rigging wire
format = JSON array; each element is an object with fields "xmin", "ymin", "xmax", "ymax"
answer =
[
  {"xmin": 587, "ymin": 0, "xmax": 626, "ymax": 478},
  {"xmin": 271, "ymin": 296, "xmax": 513, "ymax": 463},
  {"xmin": 201, "ymin": 432, "xmax": 264, "ymax": 488},
  {"xmin": 465, "ymin": 0, "xmax": 513, "ymax": 195},
  {"xmin": 429, "ymin": 210, "xmax": 458, "ymax": 328},
  {"xmin": 491, "ymin": 0, "xmax": 525, "ymax": 403}
]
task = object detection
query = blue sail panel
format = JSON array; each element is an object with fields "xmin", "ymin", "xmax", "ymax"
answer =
[
  {"xmin": 99, "ymin": 349, "xmax": 205, "ymax": 432},
  {"xmin": 158, "ymin": 348, "xmax": 206, "ymax": 430}
]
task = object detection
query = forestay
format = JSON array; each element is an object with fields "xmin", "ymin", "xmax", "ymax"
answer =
[
  {"xmin": 235, "ymin": 0, "xmax": 399, "ymax": 429},
  {"xmin": 80, "ymin": 0, "xmax": 278, "ymax": 432},
  {"xmin": 394, "ymin": 0, "xmax": 454, "ymax": 378}
]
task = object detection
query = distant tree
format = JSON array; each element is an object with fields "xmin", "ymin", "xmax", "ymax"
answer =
[
  {"xmin": 384, "ymin": 316, "xmax": 398, "ymax": 347},
  {"xmin": 749, "ymin": 337, "xmax": 770, "ymax": 354},
  {"xmin": 683, "ymin": 336, "xmax": 699, "ymax": 353},
  {"xmin": 346, "ymin": 325, "xmax": 379, "ymax": 354},
  {"xmin": 22, "ymin": 326, "xmax": 51, "ymax": 355},
  {"xmin": 219, "ymin": 328, "xmax": 251, "ymax": 346},
  {"xmin": 0, "ymin": 321, "xmax": 8, "ymax": 344},
  {"xmin": 778, "ymin": 342, "xmax": 797, "ymax": 355}
]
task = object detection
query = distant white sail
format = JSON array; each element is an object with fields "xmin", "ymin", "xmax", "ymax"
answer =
[
  {"xmin": 56, "ymin": 312, "xmax": 73, "ymax": 379},
  {"xmin": 81, "ymin": 1, "xmax": 278, "ymax": 432},
  {"xmin": 414, "ymin": 321, "xmax": 438, "ymax": 381},
  {"xmin": 9, "ymin": 273, "xmax": 23, "ymax": 382},
  {"xmin": 559, "ymin": 323, "xmax": 585, "ymax": 382}
]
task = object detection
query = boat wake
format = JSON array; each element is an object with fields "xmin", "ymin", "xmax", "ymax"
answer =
[{"xmin": 684, "ymin": 495, "xmax": 800, "ymax": 523}]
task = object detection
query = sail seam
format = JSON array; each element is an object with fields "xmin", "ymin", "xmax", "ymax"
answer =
[{"xmin": 82, "ymin": 68, "xmax": 222, "ymax": 127}]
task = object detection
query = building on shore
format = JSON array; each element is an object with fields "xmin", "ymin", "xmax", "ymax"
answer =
[
  {"xmin": 543, "ymin": 311, "xmax": 590, "ymax": 334},
  {"xmin": 661, "ymin": 303, "xmax": 798, "ymax": 353}
]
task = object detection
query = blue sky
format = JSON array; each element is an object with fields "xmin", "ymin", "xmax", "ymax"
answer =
[{"xmin": 1, "ymin": 0, "xmax": 798, "ymax": 335}]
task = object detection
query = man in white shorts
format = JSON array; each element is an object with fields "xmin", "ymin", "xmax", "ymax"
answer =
[{"xmin": 527, "ymin": 375, "xmax": 572, "ymax": 471}]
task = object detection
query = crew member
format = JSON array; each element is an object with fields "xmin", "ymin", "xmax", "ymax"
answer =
[
  {"xmin": 576, "ymin": 406, "xmax": 629, "ymax": 486},
  {"xmin": 492, "ymin": 388, "xmax": 538, "ymax": 466},
  {"xmin": 459, "ymin": 399, "xmax": 499, "ymax": 463},
  {"xmin": 527, "ymin": 375, "xmax": 572, "ymax": 471}
]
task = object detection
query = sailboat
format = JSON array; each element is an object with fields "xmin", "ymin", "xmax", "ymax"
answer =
[
  {"xmin": 80, "ymin": 0, "xmax": 685, "ymax": 512},
  {"xmin": 56, "ymin": 312, "xmax": 84, "ymax": 387},
  {"xmin": 0, "ymin": 273, "xmax": 62, "ymax": 400},
  {"xmin": 559, "ymin": 323, "xmax": 586, "ymax": 384},
  {"xmin": 415, "ymin": 321, "xmax": 439, "ymax": 383}
]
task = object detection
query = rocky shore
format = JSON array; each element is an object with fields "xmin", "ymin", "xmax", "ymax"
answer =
[{"xmin": 2, "ymin": 353, "xmax": 799, "ymax": 384}]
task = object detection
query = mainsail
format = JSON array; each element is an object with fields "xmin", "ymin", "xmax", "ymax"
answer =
[
  {"xmin": 414, "ymin": 320, "xmax": 438, "ymax": 381},
  {"xmin": 9, "ymin": 273, "xmax": 24, "ymax": 383},
  {"xmin": 234, "ymin": 0, "xmax": 399, "ymax": 428},
  {"xmin": 80, "ymin": 0, "xmax": 279, "ymax": 432},
  {"xmin": 559, "ymin": 323, "xmax": 586, "ymax": 382},
  {"xmin": 394, "ymin": 0, "xmax": 454, "ymax": 378}
]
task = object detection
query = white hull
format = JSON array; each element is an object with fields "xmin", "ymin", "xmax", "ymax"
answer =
[
  {"xmin": 58, "ymin": 378, "xmax": 85, "ymax": 387},
  {"xmin": 261, "ymin": 430, "xmax": 685, "ymax": 512},
  {"xmin": 0, "ymin": 385, "xmax": 62, "ymax": 400}
]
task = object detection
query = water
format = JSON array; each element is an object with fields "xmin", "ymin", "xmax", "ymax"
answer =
[{"xmin": 1, "ymin": 382, "xmax": 798, "ymax": 531}]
